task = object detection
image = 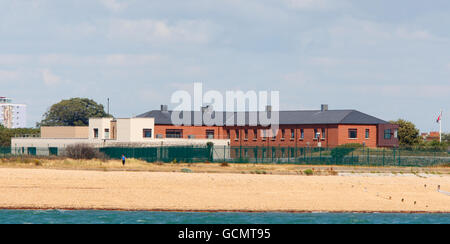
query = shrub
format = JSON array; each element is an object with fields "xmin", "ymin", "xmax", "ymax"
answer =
[
  {"xmin": 304, "ymin": 169, "xmax": 314, "ymax": 176},
  {"xmin": 64, "ymin": 144, "xmax": 106, "ymax": 160},
  {"xmin": 330, "ymin": 144, "xmax": 362, "ymax": 163},
  {"xmin": 221, "ymin": 162, "xmax": 229, "ymax": 167}
]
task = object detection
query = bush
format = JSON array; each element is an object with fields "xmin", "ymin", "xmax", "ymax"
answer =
[
  {"xmin": 303, "ymin": 169, "xmax": 314, "ymax": 176},
  {"xmin": 330, "ymin": 144, "xmax": 362, "ymax": 163},
  {"xmin": 64, "ymin": 144, "xmax": 106, "ymax": 160}
]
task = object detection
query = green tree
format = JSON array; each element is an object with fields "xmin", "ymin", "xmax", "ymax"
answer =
[
  {"xmin": 38, "ymin": 98, "xmax": 111, "ymax": 127},
  {"xmin": 390, "ymin": 119, "xmax": 420, "ymax": 147},
  {"xmin": 0, "ymin": 126, "xmax": 40, "ymax": 147},
  {"xmin": 442, "ymin": 133, "xmax": 450, "ymax": 143}
]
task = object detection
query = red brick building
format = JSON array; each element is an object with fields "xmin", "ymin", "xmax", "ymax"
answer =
[{"xmin": 137, "ymin": 105, "xmax": 399, "ymax": 148}]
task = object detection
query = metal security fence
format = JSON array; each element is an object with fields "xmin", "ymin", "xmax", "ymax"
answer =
[{"xmin": 1, "ymin": 145, "xmax": 449, "ymax": 167}]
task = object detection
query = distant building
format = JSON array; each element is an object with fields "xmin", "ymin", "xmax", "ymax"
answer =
[
  {"xmin": 0, "ymin": 97, "xmax": 27, "ymax": 128},
  {"xmin": 12, "ymin": 104, "xmax": 399, "ymax": 157},
  {"xmin": 421, "ymin": 132, "xmax": 440, "ymax": 142}
]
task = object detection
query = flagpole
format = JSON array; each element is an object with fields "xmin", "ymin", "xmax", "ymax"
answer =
[{"xmin": 440, "ymin": 109, "xmax": 442, "ymax": 143}]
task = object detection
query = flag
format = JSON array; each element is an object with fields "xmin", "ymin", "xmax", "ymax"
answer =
[{"xmin": 436, "ymin": 111, "xmax": 442, "ymax": 123}]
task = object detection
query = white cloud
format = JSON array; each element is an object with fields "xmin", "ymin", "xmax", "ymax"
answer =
[
  {"xmin": 108, "ymin": 19, "xmax": 216, "ymax": 44},
  {"xmin": 98, "ymin": 0, "xmax": 127, "ymax": 12},
  {"xmin": 0, "ymin": 70, "xmax": 19, "ymax": 82},
  {"xmin": 284, "ymin": 0, "xmax": 345, "ymax": 10},
  {"xmin": 329, "ymin": 17, "xmax": 442, "ymax": 44},
  {"xmin": 41, "ymin": 69, "xmax": 62, "ymax": 86},
  {"xmin": 38, "ymin": 54, "xmax": 165, "ymax": 67},
  {"xmin": 0, "ymin": 55, "xmax": 31, "ymax": 65},
  {"xmin": 282, "ymin": 71, "xmax": 310, "ymax": 86}
]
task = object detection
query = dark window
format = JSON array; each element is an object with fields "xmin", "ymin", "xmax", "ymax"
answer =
[
  {"xmin": 27, "ymin": 147, "xmax": 36, "ymax": 156},
  {"xmin": 384, "ymin": 129, "xmax": 392, "ymax": 139},
  {"xmin": 94, "ymin": 128, "xmax": 99, "ymax": 138},
  {"xmin": 314, "ymin": 129, "xmax": 319, "ymax": 139},
  {"xmin": 235, "ymin": 130, "xmax": 239, "ymax": 139},
  {"xmin": 291, "ymin": 129, "xmax": 295, "ymax": 139},
  {"xmin": 166, "ymin": 129, "xmax": 183, "ymax": 138},
  {"xmin": 322, "ymin": 128, "xmax": 326, "ymax": 139},
  {"xmin": 281, "ymin": 129, "xmax": 285, "ymax": 140},
  {"xmin": 206, "ymin": 130, "xmax": 215, "ymax": 139},
  {"xmin": 348, "ymin": 129, "xmax": 358, "ymax": 139},
  {"xmin": 244, "ymin": 129, "xmax": 248, "ymax": 140},
  {"xmin": 300, "ymin": 129, "xmax": 304, "ymax": 139},
  {"xmin": 253, "ymin": 129, "xmax": 258, "ymax": 140},
  {"xmin": 143, "ymin": 129, "xmax": 152, "ymax": 138},
  {"xmin": 49, "ymin": 147, "xmax": 58, "ymax": 156},
  {"xmin": 365, "ymin": 129, "xmax": 370, "ymax": 139},
  {"xmin": 226, "ymin": 130, "xmax": 230, "ymax": 139}
]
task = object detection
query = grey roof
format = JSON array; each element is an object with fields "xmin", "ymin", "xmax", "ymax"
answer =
[{"xmin": 136, "ymin": 109, "xmax": 389, "ymax": 126}]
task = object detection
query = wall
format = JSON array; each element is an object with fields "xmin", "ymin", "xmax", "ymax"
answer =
[
  {"xmin": 377, "ymin": 123, "xmax": 400, "ymax": 147},
  {"xmin": 41, "ymin": 126, "xmax": 89, "ymax": 139},
  {"xmin": 89, "ymin": 118, "xmax": 113, "ymax": 140},
  {"xmin": 154, "ymin": 125, "xmax": 225, "ymax": 140},
  {"xmin": 116, "ymin": 118, "xmax": 155, "ymax": 142},
  {"xmin": 337, "ymin": 124, "xmax": 378, "ymax": 148},
  {"xmin": 225, "ymin": 125, "xmax": 340, "ymax": 148}
]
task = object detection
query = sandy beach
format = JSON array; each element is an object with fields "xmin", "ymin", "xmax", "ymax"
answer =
[{"xmin": 0, "ymin": 167, "xmax": 449, "ymax": 213}]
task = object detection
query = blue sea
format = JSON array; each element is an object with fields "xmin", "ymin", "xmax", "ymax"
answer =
[{"xmin": 0, "ymin": 210, "xmax": 449, "ymax": 224}]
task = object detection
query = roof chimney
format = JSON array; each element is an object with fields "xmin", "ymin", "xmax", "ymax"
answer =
[
  {"xmin": 321, "ymin": 104, "xmax": 328, "ymax": 112},
  {"xmin": 161, "ymin": 105, "xmax": 168, "ymax": 112}
]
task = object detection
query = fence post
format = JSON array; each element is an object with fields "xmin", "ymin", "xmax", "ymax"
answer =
[
  {"xmin": 398, "ymin": 149, "xmax": 401, "ymax": 166},
  {"xmin": 367, "ymin": 148, "xmax": 370, "ymax": 166},
  {"xmin": 382, "ymin": 148, "xmax": 385, "ymax": 167}
]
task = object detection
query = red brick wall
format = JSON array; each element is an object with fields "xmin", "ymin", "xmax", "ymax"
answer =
[
  {"xmin": 337, "ymin": 124, "xmax": 378, "ymax": 148},
  {"xmin": 154, "ymin": 125, "xmax": 225, "ymax": 139},
  {"xmin": 225, "ymin": 125, "xmax": 340, "ymax": 148},
  {"xmin": 154, "ymin": 123, "xmax": 384, "ymax": 148}
]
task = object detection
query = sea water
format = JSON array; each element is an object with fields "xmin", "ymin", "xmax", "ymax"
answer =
[{"xmin": 0, "ymin": 210, "xmax": 449, "ymax": 224}]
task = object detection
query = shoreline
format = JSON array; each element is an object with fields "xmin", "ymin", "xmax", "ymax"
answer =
[{"xmin": 1, "ymin": 206, "xmax": 450, "ymax": 214}]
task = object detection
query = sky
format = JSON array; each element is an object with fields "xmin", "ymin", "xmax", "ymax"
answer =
[{"xmin": 0, "ymin": 0, "xmax": 449, "ymax": 133}]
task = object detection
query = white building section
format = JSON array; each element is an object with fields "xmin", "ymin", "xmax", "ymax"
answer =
[{"xmin": 0, "ymin": 97, "xmax": 27, "ymax": 128}]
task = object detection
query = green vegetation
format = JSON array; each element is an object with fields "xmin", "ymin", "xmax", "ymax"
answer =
[
  {"xmin": 303, "ymin": 169, "xmax": 314, "ymax": 176},
  {"xmin": 38, "ymin": 98, "xmax": 111, "ymax": 127},
  {"xmin": 390, "ymin": 119, "xmax": 449, "ymax": 150},
  {"xmin": 330, "ymin": 143, "xmax": 362, "ymax": 163},
  {"xmin": 0, "ymin": 125, "xmax": 40, "ymax": 147}
]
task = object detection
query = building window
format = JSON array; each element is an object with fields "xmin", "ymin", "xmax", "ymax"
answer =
[
  {"xmin": 226, "ymin": 129, "xmax": 230, "ymax": 139},
  {"xmin": 166, "ymin": 129, "xmax": 183, "ymax": 138},
  {"xmin": 394, "ymin": 129, "xmax": 398, "ymax": 138},
  {"xmin": 291, "ymin": 129, "xmax": 295, "ymax": 140},
  {"xmin": 322, "ymin": 128, "xmax": 326, "ymax": 139},
  {"xmin": 105, "ymin": 129, "xmax": 110, "ymax": 139},
  {"xmin": 300, "ymin": 129, "xmax": 304, "ymax": 140},
  {"xmin": 253, "ymin": 129, "xmax": 258, "ymax": 140},
  {"xmin": 281, "ymin": 129, "xmax": 285, "ymax": 140},
  {"xmin": 143, "ymin": 129, "xmax": 152, "ymax": 138},
  {"xmin": 314, "ymin": 129, "xmax": 319, "ymax": 139},
  {"xmin": 244, "ymin": 129, "xmax": 248, "ymax": 140},
  {"xmin": 365, "ymin": 129, "xmax": 370, "ymax": 139},
  {"xmin": 272, "ymin": 130, "xmax": 277, "ymax": 140},
  {"xmin": 94, "ymin": 128, "xmax": 99, "ymax": 138},
  {"xmin": 384, "ymin": 129, "xmax": 392, "ymax": 140},
  {"xmin": 348, "ymin": 129, "xmax": 358, "ymax": 139},
  {"xmin": 235, "ymin": 130, "xmax": 240, "ymax": 140},
  {"xmin": 206, "ymin": 130, "xmax": 215, "ymax": 139}
]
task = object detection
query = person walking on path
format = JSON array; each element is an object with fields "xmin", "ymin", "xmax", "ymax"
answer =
[{"xmin": 121, "ymin": 154, "xmax": 126, "ymax": 166}]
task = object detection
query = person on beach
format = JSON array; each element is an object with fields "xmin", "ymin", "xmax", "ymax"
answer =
[{"xmin": 121, "ymin": 154, "xmax": 126, "ymax": 166}]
